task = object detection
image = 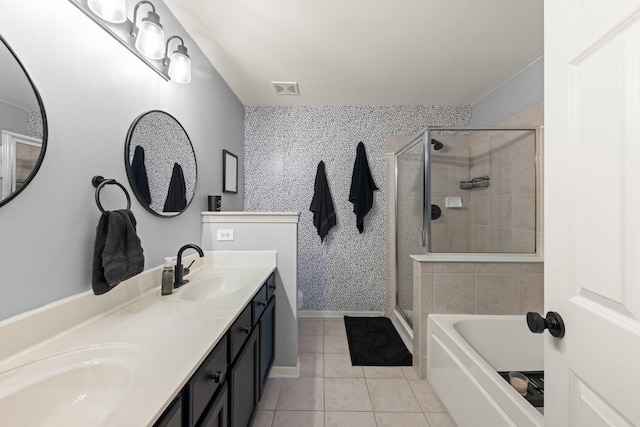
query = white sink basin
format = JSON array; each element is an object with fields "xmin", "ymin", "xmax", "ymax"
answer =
[
  {"xmin": 179, "ymin": 270, "xmax": 253, "ymax": 301},
  {"xmin": 0, "ymin": 344, "xmax": 150, "ymax": 426}
]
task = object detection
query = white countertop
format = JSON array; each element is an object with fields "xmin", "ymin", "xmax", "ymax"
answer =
[{"xmin": 0, "ymin": 251, "xmax": 276, "ymax": 426}]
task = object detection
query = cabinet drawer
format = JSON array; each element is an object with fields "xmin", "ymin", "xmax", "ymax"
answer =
[
  {"xmin": 229, "ymin": 304, "xmax": 252, "ymax": 363},
  {"xmin": 265, "ymin": 273, "xmax": 276, "ymax": 301},
  {"xmin": 191, "ymin": 336, "xmax": 228, "ymax": 426},
  {"xmin": 251, "ymin": 284, "xmax": 269, "ymax": 326}
]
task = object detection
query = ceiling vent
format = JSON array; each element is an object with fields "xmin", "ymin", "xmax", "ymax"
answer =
[{"xmin": 272, "ymin": 81, "xmax": 300, "ymax": 95}]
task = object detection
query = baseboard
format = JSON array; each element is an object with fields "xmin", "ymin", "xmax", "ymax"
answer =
[
  {"xmin": 269, "ymin": 359, "xmax": 300, "ymax": 378},
  {"xmin": 298, "ymin": 310, "xmax": 385, "ymax": 318}
]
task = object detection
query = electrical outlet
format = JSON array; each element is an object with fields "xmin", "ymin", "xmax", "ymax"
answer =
[{"xmin": 216, "ymin": 229, "xmax": 234, "ymax": 241}]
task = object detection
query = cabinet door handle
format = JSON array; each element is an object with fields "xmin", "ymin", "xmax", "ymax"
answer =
[
  {"xmin": 208, "ymin": 371, "xmax": 222, "ymax": 383},
  {"xmin": 268, "ymin": 285, "xmax": 276, "ymax": 290},
  {"xmin": 241, "ymin": 326, "xmax": 251, "ymax": 334},
  {"xmin": 257, "ymin": 301, "xmax": 267, "ymax": 307}
]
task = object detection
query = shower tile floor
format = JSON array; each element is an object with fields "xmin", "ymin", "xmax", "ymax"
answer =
[{"xmin": 252, "ymin": 317, "xmax": 458, "ymax": 427}]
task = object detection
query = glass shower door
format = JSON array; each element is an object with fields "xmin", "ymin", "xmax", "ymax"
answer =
[{"xmin": 395, "ymin": 137, "xmax": 425, "ymax": 328}]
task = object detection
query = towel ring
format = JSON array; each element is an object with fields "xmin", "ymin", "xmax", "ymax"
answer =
[{"xmin": 92, "ymin": 176, "xmax": 131, "ymax": 214}]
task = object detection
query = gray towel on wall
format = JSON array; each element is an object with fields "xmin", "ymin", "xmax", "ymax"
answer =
[{"xmin": 92, "ymin": 209, "xmax": 144, "ymax": 295}]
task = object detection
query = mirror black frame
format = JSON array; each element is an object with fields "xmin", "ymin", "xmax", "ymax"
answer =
[
  {"xmin": 0, "ymin": 35, "xmax": 48, "ymax": 209},
  {"xmin": 124, "ymin": 110, "xmax": 197, "ymax": 217}
]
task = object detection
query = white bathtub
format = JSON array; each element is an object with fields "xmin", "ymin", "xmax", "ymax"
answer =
[{"xmin": 427, "ymin": 315, "xmax": 544, "ymax": 427}]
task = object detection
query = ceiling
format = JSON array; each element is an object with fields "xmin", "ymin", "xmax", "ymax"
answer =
[{"xmin": 164, "ymin": 0, "xmax": 543, "ymax": 107}]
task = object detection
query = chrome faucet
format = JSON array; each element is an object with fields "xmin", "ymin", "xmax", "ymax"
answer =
[{"xmin": 174, "ymin": 244, "xmax": 204, "ymax": 288}]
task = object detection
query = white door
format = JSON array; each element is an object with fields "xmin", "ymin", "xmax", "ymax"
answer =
[{"xmin": 545, "ymin": 0, "xmax": 640, "ymax": 425}]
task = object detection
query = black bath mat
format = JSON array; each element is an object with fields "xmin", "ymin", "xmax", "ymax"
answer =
[{"xmin": 344, "ymin": 316, "xmax": 412, "ymax": 366}]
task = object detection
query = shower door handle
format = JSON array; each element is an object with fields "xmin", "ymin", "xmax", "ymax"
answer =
[{"xmin": 526, "ymin": 311, "xmax": 565, "ymax": 338}]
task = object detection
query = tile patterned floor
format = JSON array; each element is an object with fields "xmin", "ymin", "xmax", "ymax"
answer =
[{"xmin": 253, "ymin": 317, "xmax": 458, "ymax": 427}]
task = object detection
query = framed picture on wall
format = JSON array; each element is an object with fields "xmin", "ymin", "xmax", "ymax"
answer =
[{"xmin": 223, "ymin": 150, "xmax": 238, "ymax": 193}]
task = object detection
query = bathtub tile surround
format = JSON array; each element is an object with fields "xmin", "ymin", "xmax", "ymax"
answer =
[
  {"xmin": 245, "ymin": 105, "xmax": 471, "ymax": 312},
  {"xmin": 412, "ymin": 257, "xmax": 543, "ymax": 378},
  {"xmin": 253, "ymin": 317, "xmax": 457, "ymax": 427}
]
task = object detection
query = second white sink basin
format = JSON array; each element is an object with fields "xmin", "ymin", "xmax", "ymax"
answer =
[
  {"xmin": 0, "ymin": 344, "xmax": 150, "ymax": 426},
  {"xmin": 179, "ymin": 270, "xmax": 253, "ymax": 301}
]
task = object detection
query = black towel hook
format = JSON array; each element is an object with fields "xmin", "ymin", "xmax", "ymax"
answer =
[{"xmin": 92, "ymin": 176, "xmax": 131, "ymax": 214}]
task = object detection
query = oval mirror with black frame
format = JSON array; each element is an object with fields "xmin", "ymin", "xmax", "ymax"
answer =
[
  {"xmin": 124, "ymin": 110, "xmax": 197, "ymax": 217},
  {"xmin": 0, "ymin": 35, "xmax": 48, "ymax": 209}
]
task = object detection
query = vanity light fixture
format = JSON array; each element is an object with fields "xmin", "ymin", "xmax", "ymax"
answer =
[
  {"xmin": 87, "ymin": 0, "xmax": 126, "ymax": 23},
  {"xmin": 131, "ymin": 1, "xmax": 165, "ymax": 60},
  {"xmin": 69, "ymin": 0, "xmax": 191, "ymax": 83},
  {"xmin": 163, "ymin": 36, "xmax": 191, "ymax": 84}
]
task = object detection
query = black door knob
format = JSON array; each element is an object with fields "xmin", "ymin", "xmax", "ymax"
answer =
[{"xmin": 526, "ymin": 311, "xmax": 565, "ymax": 338}]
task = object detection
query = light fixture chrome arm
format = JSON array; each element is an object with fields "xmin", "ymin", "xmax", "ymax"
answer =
[
  {"xmin": 69, "ymin": 0, "xmax": 190, "ymax": 84},
  {"xmin": 131, "ymin": 1, "xmax": 157, "ymax": 37},
  {"xmin": 163, "ymin": 35, "xmax": 185, "ymax": 66}
]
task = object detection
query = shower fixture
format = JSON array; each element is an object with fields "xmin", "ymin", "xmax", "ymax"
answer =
[{"xmin": 431, "ymin": 139, "xmax": 444, "ymax": 150}]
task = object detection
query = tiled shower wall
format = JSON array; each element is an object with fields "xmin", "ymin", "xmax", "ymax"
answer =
[
  {"xmin": 244, "ymin": 105, "xmax": 471, "ymax": 311},
  {"xmin": 429, "ymin": 105, "xmax": 541, "ymax": 254},
  {"xmin": 430, "ymin": 134, "xmax": 473, "ymax": 252}
]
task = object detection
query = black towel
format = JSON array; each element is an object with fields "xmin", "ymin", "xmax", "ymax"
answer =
[
  {"xmin": 310, "ymin": 161, "xmax": 337, "ymax": 241},
  {"xmin": 131, "ymin": 145, "xmax": 152, "ymax": 205},
  {"xmin": 348, "ymin": 141, "xmax": 378, "ymax": 233},
  {"xmin": 92, "ymin": 209, "xmax": 144, "ymax": 295},
  {"xmin": 163, "ymin": 163, "xmax": 187, "ymax": 213}
]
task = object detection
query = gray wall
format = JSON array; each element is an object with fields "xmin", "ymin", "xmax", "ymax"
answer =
[
  {"xmin": 0, "ymin": 1, "xmax": 245, "ymax": 321},
  {"xmin": 472, "ymin": 57, "xmax": 544, "ymax": 126},
  {"xmin": 0, "ymin": 101, "xmax": 28, "ymax": 136},
  {"xmin": 245, "ymin": 105, "xmax": 471, "ymax": 312}
]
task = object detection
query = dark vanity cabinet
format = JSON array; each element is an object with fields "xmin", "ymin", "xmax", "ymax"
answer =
[
  {"xmin": 188, "ymin": 336, "xmax": 228, "ymax": 426},
  {"xmin": 153, "ymin": 272, "xmax": 276, "ymax": 427},
  {"xmin": 199, "ymin": 384, "xmax": 228, "ymax": 427},
  {"xmin": 229, "ymin": 272, "xmax": 276, "ymax": 427},
  {"xmin": 155, "ymin": 395, "xmax": 183, "ymax": 427},
  {"xmin": 229, "ymin": 324, "xmax": 259, "ymax": 427},
  {"xmin": 259, "ymin": 275, "xmax": 276, "ymax": 398}
]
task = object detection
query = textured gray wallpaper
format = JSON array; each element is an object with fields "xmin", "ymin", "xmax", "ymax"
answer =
[
  {"xmin": 27, "ymin": 109, "xmax": 42, "ymax": 139},
  {"xmin": 245, "ymin": 105, "xmax": 471, "ymax": 311}
]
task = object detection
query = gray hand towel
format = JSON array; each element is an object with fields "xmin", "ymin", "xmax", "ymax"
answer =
[{"xmin": 92, "ymin": 209, "xmax": 144, "ymax": 295}]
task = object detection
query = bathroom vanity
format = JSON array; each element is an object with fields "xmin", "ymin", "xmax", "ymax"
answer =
[
  {"xmin": 156, "ymin": 272, "xmax": 276, "ymax": 427},
  {"xmin": 0, "ymin": 251, "xmax": 277, "ymax": 427}
]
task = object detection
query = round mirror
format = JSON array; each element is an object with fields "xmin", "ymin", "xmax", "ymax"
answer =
[
  {"xmin": 0, "ymin": 35, "xmax": 47, "ymax": 208},
  {"xmin": 125, "ymin": 110, "xmax": 197, "ymax": 217}
]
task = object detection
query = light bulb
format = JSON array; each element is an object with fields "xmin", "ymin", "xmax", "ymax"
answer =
[
  {"xmin": 169, "ymin": 50, "xmax": 191, "ymax": 84},
  {"xmin": 134, "ymin": 13, "xmax": 165, "ymax": 60},
  {"xmin": 87, "ymin": 0, "xmax": 126, "ymax": 24}
]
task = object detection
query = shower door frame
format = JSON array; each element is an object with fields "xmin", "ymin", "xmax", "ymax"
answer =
[
  {"xmin": 393, "ymin": 126, "xmax": 539, "ymax": 325},
  {"xmin": 393, "ymin": 131, "xmax": 427, "ymax": 327},
  {"xmin": 423, "ymin": 126, "xmax": 539, "ymax": 254}
]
